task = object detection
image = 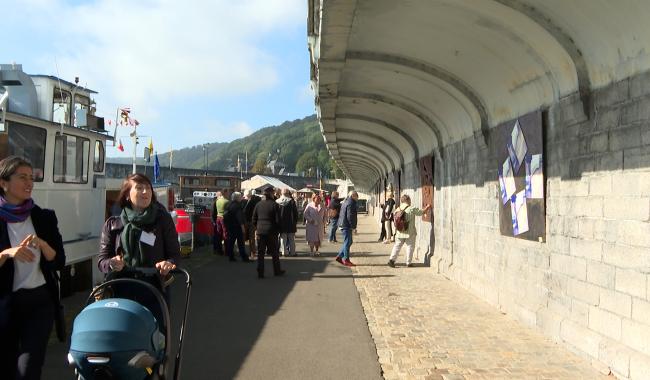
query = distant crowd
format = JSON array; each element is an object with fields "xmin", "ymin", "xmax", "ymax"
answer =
[{"xmin": 211, "ymin": 187, "xmax": 360, "ymax": 278}]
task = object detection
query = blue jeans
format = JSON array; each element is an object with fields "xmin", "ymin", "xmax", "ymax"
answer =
[
  {"xmin": 337, "ymin": 228, "xmax": 353, "ymax": 260},
  {"xmin": 328, "ymin": 217, "xmax": 339, "ymax": 241}
]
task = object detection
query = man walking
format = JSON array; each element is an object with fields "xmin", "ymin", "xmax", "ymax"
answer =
[
  {"xmin": 253, "ymin": 187, "xmax": 285, "ymax": 278},
  {"xmin": 211, "ymin": 189, "xmax": 229, "ymax": 255},
  {"xmin": 336, "ymin": 191, "xmax": 358, "ymax": 267},
  {"xmin": 277, "ymin": 188, "xmax": 298, "ymax": 256},
  {"xmin": 243, "ymin": 189, "xmax": 260, "ymax": 259},
  {"xmin": 387, "ymin": 194, "xmax": 431, "ymax": 267},
  {"xmin": 327, "ymin": 191, "xmax": 342, "ymax": 242},
  {"xmin": 224, "ymin": 192, "xmax": 250, "ymax": 262}
]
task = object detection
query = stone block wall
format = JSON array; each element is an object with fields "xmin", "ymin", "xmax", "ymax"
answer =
[{"xmin": 396, "ymin": 70, "xmax": 650, "ymax": 379}]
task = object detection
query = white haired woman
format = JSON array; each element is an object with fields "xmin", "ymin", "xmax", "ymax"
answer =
[{"xmin": 303, "ymin": 193, "xmax": 327, "ymax": 255}]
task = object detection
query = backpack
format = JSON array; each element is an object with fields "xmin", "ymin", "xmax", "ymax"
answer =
[{"xmin": 393, "ymin": 207, "xmax": 409, "ymax": 232}]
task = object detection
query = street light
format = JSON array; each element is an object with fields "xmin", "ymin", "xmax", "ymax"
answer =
[{"xmin": 202, "ymin": 144, "xmax": 208, "ymax": 175}]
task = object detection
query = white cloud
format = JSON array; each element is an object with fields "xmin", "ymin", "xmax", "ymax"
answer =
[{"xmin": 12, "ymin": 0, "xmax": 305, "ymax": 120}]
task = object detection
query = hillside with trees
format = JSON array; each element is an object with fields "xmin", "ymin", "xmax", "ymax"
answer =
[{"xmin": 108, "ymin": 115, "xmax": 344, "ymax": 178}]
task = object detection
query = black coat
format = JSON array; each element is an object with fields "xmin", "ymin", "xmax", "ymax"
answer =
[
  {"xmin": 243, "ymin": 195, "xmax": 261, "ymax": 223},
  {"xmin": 0, "ymin": 206, "xmax": 65, "ymax": 331},
  {"xmin": 224, "ymin": 200, "xmax": 245, "ymax": 229},
  {"xmin": 252, "ymin": 198, "xmax": 280, "ymax": 235},
  {"xmin": 277, "ymin": 197, "xmax": 298, "ymax": 233}
]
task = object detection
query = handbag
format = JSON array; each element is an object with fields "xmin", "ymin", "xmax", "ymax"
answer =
[{"xmin": 54, "ymin": 302, "xmax": 66, "ymax": 342}]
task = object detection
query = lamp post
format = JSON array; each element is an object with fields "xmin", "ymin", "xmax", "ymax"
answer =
[{"xmin": 202, "ymin": 144, "xmax": 208, "ymax": 175}]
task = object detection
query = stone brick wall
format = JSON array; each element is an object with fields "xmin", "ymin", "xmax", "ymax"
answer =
[{"xmin": 397, "ymin": 70, "xmax": 650, "ymax": 379}]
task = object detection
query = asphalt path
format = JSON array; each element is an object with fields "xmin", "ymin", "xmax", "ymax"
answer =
[{"xmin": 43, "ymin": 225, "xmax": 382, "ymax": 379}]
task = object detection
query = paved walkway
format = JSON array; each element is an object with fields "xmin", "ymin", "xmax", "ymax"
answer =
[
  {"xmin": 43, "ymin": 225, "xmax": 382, "ymax": 380},
  {"xmin": 43, "ymin": 213, "xmax": 609, "ymax": 379},
  {"xmin": 346, "ymin": 215, "xmax": 609, "ymax": 380}
]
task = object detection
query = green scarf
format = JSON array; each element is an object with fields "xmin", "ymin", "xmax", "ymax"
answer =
[{"xmin": 120, "ymin": 203, "xmax": 158, "ymax": 267}]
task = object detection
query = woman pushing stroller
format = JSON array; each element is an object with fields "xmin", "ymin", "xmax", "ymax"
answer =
[{"xmin": 98, "ymin": 173, "xmax": 180, "ymax": 300}]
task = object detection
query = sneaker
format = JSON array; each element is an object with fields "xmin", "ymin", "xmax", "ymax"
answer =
[
  {"xmin": 343, "ymin": 259, "xmax": 356, "ymax": 267},
  {"xmin": 406, "ymin": 263, "xmax": 414, "ymax": 267},
  {"xmin": 274, "ymin": 269, "xmax": 286, "ymax": 276},
  {"xmin": 387, "ymin": 260, "xmax": 395, "ymax": 268},
  {"xmin": 335, "ymin": 257, "xmax": 344, "ymax": 265},
  {"xmin": 241, "ymin": 257, "xmax": 251, "ymax": 263}
]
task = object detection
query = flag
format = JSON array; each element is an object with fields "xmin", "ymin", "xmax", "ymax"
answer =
[
  {"xmin": 117, "ymin": 139, "xmax": 124, "ymax": 152},
  {"xmin": 149, "ymin": 138, "xmax": 153, "ymax": 153},
  {"xmin": 144, "ymin": 147, "xmax": 150, "ymax": 162},
  {"xmin": 153, "ymin": 153, "xmax": 160, "ymax": 183},
  {"xmin": 169, "ymin": 146, "xmax": 173, "ymax": 169},
  {"xmin": 237, "ymin": 155, "xmax": 240, "ymax": 170}
]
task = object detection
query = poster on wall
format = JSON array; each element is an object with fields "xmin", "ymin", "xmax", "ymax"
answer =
[
  {"xmin": 492, "ymin": 110, "xmax": 545, "ymax": 242},
  {"xmin": 419, "ymin": 154, "xmax": 434, "ymax": 223}
]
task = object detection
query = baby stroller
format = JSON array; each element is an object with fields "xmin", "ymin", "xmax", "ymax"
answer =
[{"xmin": 68, "ymin": 267, "xmax": 191, "ymax": 380}]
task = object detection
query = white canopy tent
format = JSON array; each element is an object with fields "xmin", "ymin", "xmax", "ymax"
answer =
[{"xmin": 241, "ymin": 175, "xmax": 295, "ymax": 192}]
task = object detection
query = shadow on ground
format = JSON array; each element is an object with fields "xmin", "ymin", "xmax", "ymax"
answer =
[{"xmin": 43, "ymin": 225, "xmax": 382, "ymax": 380}]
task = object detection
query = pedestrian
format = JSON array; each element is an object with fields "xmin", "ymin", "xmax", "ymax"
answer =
[
  {"xmin": 383, "ymin": 192, "xmax": 396, "ymax": 244},
  {"xmin": 224, "ymin": 192, "xmax": 250, "ymax": 262},
  {"xmin": 98, "ymin": 173, "xmax": 180, "ymax": 317},
  {"xmin": 277, "ymin": 188, "xmax": 298, "ymax": 257},
  {"xmin": 377, "ymin": 203, "xmax": 387, "ymax": 242},
  {"xmin": 243, "ymin": 189, "xmax": 260, "ymax": 260},
  {"xmin": 335, "ymin": 191, "xmax": 358, "ymax": 266},
  {"xmin": 0, "ymin": 156, "xmax": 66, "ymax": 380},
  {"xmin": 252, "ymin": 187, "xmax": 285, "ymax": 278},
  {"xmin": 387, "ymin": 194, "xmax": 431, "ymax": 268},
  {"xmin": 327, "ymin": 191, "xmax": 342, "ymax": 242},
  {"xmin": 304, "ymin": 193, "xmax": 327, "ymax": 255},
  {"xmin": 211, "ymin": 188, "xmax": 229, "ymax": 255}
]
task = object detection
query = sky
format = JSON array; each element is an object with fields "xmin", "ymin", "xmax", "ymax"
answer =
[{"xmin": 1, "ymin": 0, "xmax": 315, "ymax": 157}]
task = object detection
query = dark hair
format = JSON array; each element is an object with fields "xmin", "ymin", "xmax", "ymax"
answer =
[
  {"xmin": 400, "ymin": 194, "xmax": 410, "ymax": 203},
  {"xmin": 221, "ymin": 188, "xmax": 230, "ymax": 195},
  {"xmin": 262, "ymin": 186, "xmax": 274, "ymax": 200},
  {"xmin": 0, "ymin": 156, "xmax": 33, "ymax": 196},
  {"xmin": 118, "ymin": 173, "xmax": 157, "ymax": 208}
]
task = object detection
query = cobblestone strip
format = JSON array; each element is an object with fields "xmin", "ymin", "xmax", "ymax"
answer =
[{"xmin": 347, "ymin": 216, "xmax": 609, "ymax": 380}]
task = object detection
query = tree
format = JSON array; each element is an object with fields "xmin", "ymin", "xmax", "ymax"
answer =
[
  {"xmin": 252, "ymin": 157, "xmax": 268, "ymax": 174},
  {"xmin": 295, "ymin": 151, "xmax": 319, "ymax": 175}
]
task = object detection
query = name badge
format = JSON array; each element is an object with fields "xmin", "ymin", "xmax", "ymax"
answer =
[{"xmin": 140, "ymin": 231, "xmax": 156, "ymax": 246}]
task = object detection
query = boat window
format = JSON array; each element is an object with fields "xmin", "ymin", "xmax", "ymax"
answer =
[
  {"xmin": 215, "ymin": 179, "xmax": 230, "ymax": 187},
  {"xmin": 1, "ymin": 122, "xmax": 46, "ymax": 182},
  {"xmin": 93, "ymin": 141, "xmax": 104, "ymax": 172},
  {"xmin": 73, "ymin": 94, "xmax": 90, "ymax": 128},
  {"xmin": 53, "ymin": 134, "xmax": 90, "ymax": 183},
  {"xmin": 52, "ymin": 88, "xmax": 71, "ymax": 125}
]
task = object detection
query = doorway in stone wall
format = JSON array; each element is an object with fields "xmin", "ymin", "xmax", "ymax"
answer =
[{"xmin": 420, "ymin": 154, "xmax": 435, "ymax": 265}]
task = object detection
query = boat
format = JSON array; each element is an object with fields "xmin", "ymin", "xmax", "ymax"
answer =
[{"xmin": 0, "ymin": 63, "xmax": 111, "ymax": 295}]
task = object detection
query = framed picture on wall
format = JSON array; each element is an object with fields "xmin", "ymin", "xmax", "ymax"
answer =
[{"xmin": 492, "ymin": 110, "xmax": 545, "ymax": 242}]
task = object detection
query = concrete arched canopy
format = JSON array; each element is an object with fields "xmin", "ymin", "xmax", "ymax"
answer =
[{"xmin": 309, "ymin": 0, "xmax": 650, "ymax": 188}]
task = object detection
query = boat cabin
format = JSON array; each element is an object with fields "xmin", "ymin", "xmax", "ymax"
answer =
[{"xmin": 0, "ymin": 63, "xmax": 111, "ymax": 294}]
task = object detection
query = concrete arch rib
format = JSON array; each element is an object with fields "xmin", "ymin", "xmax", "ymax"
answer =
[
  {"xmin": 341, "ymin": 160, "xmax": 380, "ymax": 181},
  {"xmin": 338, "ymin": 151, "xmax": 388, "ymax": 176},
  {"xmin": 341, "ymin": 159, "xmax": 381, "ymax": 179},
  {"xmin": 341, "ymin": 163, "xmax": 378, "ymax": 188},
  {"xmin": 336, "ymin": 139, "xmax": 396, "ymax": 172},
  {"xmin": 333, "ymin": 144, "xmax": 391, "ymax": 174},
  {"xmin": 337, "ymin": 113, "xmax": 420, "ymax": 160},
  {"xmin": 336, "ymin": 127, "xmax": 405, "ymax": 168},
  {"xmin": 337, "ymin": 91, "xmax": 444, "ymax": 153},
  {"xmin": 491, "ymin": 0, "xmax": 592, "ymax": 115},
  {"xmin": 346, "ymin": 51, "xmax": 490, "ymax": 143}
]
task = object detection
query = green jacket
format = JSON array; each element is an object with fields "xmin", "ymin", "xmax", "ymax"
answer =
[{"xmin": 394, "ymin": 203, "xmax": 425, "ymax": 239}]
